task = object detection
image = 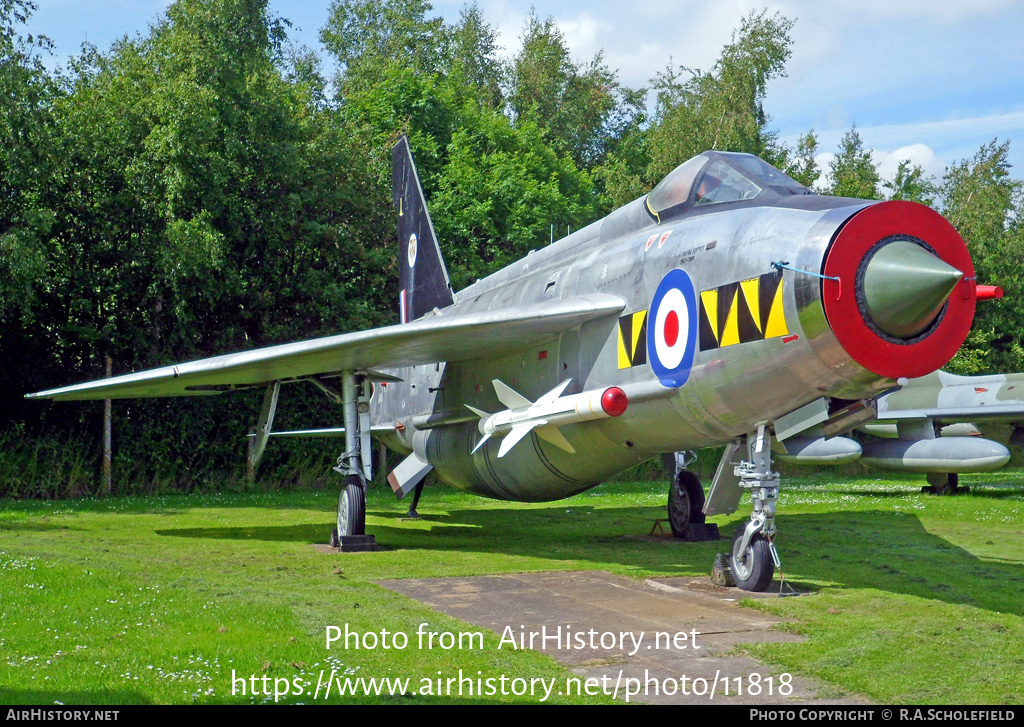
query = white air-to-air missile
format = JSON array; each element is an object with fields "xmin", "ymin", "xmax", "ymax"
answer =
[
  {"xmin": 27, "ymin": 137, "xmax": 1007, "ymax": 591},
  {"xmin": 467, "ymin": 379, "xmax": 629, "ymax": 457}
]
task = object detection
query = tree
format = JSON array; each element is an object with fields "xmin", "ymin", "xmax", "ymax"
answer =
[
  {"xmin": 883, "ymin": 160, "xmax": 937, "ymax": 206},
  {"xmin": 941, "ymin": 140, "xmax": 1024, "ymax": 374},
  {"xmin": 320, "ymin": 0, "xmax": 445, "ymax": 90},
  {"xmin": 646, "ymin": 10, "xmax": 794, "ymax": 182},
  {"xmin": 0, "ymin": 0, "xmax": 55, "ymax": 323},
  {"xmin": 430, "ymin": 105, "xmax": 598, "ymax": 290},
  {"xmin": 0, "ymin": 0, "xmax": 59, "ymax": 430},
  {"xmin": 3, "ymin": 0, "xmax": 401, "ymax": 490},
  {"xmin": 826, "ymin": 126, "xmax": 880, "ymax": 199},
  {"xmin": 787, "ymin": 130, "xmax": 820, "ymax": 188},
  {"xmin": 443, "ymin": 2, "xmax": 503, "ymax": 110},
  {"xmin": 508, "ymin": 12, "xmax": 621, "ymax": 169}
]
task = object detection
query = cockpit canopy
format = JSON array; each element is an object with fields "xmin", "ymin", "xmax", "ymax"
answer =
[{"xmin": 646, "ymin": 151, "xmax": 809, "ymax": 220}]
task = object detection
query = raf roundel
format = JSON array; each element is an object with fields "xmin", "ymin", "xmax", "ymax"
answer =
[
  {"xmin": 407, "ymin": 233, "xmax": 418, "ymax": 268},
  {"xmin": 647, "ymin": 269, "xmax": 698, "ymax": 387}
]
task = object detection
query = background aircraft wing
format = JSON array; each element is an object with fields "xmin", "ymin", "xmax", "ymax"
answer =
[
  {"xmin": 27, "ymin": 294, "xmax": 624, "ymax": 401},
  {"xmin": 876, "ymin": 370, "xmax": 1024, "ymax": 422}
]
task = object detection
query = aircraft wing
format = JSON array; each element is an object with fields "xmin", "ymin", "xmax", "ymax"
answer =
[
  {"xmin": 27, "ymin": 294, "xmax": 624, "ymax": 401},
  {"xmin": 876, "ymin": 370, "xmax": 1024, "ymax": 422}
]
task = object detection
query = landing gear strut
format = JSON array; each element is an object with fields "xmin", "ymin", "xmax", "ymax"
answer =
[
  {"xmin": 922, "ymin": 472, "xmax": 969, "ymax": 495},
  {"xmin": 667, "ymin": 451, "xmax": 719, "ymax": 541},
  {"xmin": 405, "ymin": 480, "xmax": 425, "ymax": 519},
  {"xmin": 730, "ymin": 424, "xmax": 780, "ymax": 592},
  {"xmin": 330, "ymin": 372, "xmax": 377, "ymax": 552}
]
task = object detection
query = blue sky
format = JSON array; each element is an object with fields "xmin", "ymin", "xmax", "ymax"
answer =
[{"xmin": 25, "ymin": 1, "xmax": 1024, "ymax": 184}]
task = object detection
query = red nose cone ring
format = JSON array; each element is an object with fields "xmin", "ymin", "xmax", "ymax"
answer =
[
  {"xmin": 822, "ymin": 201, "xmax": 976, "ymax": 379},
  {"xmin": 601, "ymin": 387, "xmax": 629, "ymax": 417}
]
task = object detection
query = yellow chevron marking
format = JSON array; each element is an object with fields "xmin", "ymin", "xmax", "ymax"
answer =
[
  {"xmin": 700, "ymin": 289, "xmax": 719, "ymax": 345},
  {"xmin": 720, "ymin": 289, "xmax": 740, "ymax": 347},
  {"xmin": 764, "ymin": 281, "xmax": 789, "ymax": 338},
  {"xmin": 740, "ymin": 278, "xmax": 762, "ymax": 333},
  {"xmin": 617, "ymin": 325, "xmax": 631, "ymax": 369}
]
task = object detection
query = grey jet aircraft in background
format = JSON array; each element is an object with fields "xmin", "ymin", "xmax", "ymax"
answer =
[
  {"xmin": 28, "ymin": 137, "xmax": 1004, "ymax": 591},
  {"xmin": 847, "ymin": 369, "xmax": 1023, "ymax": 494}
]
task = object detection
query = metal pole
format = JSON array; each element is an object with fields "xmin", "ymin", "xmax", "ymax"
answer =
[
  {"xmin": 246, "ymin": 431, "xmax": 256, "ymax": 485},
  {"xmin": 102, "ymin": 357, "xmax": 112, "ymax": 497}
]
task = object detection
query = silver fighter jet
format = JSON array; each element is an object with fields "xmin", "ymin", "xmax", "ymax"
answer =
[{"xmin": 28, "ymin": 138, "xmax": 996, "ymax": 591}]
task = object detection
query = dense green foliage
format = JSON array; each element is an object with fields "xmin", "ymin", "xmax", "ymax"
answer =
[{"xmin": 1, "ymin": 0, "xmax": 1021, "ymax": 496}]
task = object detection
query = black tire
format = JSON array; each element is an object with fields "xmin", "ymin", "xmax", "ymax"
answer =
[
  {"xmin": 924, "ymin": 472, "xmax": 960, "ymax": 495},
  {"xmin": 337, "ymin": 476, "xmax": 366, "ymax": 537},
  {"xmin": 668, "ymin": 470, "xmax": 706, "ymax": 539},
  {"xmin": 730, "ymin": 524, "xmax": 774, "ymax": 592}
]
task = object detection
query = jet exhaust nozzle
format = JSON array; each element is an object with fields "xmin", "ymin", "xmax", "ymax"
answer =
[{"xmin": 860, "ymin": 239, "xmax": 963, "ymax": 340}]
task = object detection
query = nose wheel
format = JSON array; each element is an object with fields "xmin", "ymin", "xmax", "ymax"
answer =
[
  {"xmin": 730, "ymin": 524, "xmax": 775, "ymax": 592},
  {"xmin": 730, "ymin": 423, "xmax": 781, "ymax": 592}
]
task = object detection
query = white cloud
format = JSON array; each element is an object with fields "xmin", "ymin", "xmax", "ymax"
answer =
[
  {"xmin": 790, "ymin": 0, "xmax": 1017, "ymax": 24},
  {"xmin": 554, "ymin": 14, "xmax": 611, "ymax": 60},
  {"xmin": 873, "ymin": 144, "xmax": 946, "ymax": 185}
]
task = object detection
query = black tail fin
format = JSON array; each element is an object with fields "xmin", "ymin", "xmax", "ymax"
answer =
[{"xmin": 391, "ymin": 136, "xmax": 454, "ymax": 323}]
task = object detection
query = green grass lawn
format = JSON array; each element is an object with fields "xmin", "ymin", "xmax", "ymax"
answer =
[{"xmin": 2, "ymin": 469, "xmax": 1023, "ymax": 704}]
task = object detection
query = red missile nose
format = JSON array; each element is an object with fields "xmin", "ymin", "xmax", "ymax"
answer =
[{"xmin": 601, "ymin": 387, "xmax": 628, "ymax": 417}]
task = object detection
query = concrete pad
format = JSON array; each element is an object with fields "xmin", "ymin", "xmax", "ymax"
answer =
[
  {"xmin": 379, "ymin": 570, "xmax": 866, "ymax": 705},
  {"xmin": 310, "ymin": 542, "xmax": 385, "ymax": 554}
]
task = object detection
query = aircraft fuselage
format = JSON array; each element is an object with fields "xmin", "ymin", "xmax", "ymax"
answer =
[{"xmin": 373, "ymin": 185, "xmax": 972, "ymax": 501}]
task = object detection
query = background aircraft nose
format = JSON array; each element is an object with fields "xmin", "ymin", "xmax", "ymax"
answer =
[{"xmin": 861, "ymin": 240, "xmax": 963, "ymax": 339}]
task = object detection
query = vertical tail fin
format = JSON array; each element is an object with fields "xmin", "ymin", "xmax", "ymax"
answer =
[{"xmin": 391, "ymin": 136, "xmax": 454, "ymax": 323}]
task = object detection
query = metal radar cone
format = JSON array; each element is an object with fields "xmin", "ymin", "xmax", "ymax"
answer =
[{"xmin": 861, "ymin": 240, "xmax": 963, "ymax": 339}]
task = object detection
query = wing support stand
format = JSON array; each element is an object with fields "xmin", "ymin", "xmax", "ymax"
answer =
[
  {"xmin": 247, "ymin": 381, "xmax": 281, "ymax": 482},
  {"xmin": 331, "ymin": 372, "xmax": 378, "ymax": 552},
  {"xmin": 729, "ymin": 423, "xmax": 781, "ymax": 592}
]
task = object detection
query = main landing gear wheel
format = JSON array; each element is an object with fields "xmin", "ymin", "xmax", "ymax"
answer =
[
  {"xmin": 668, "ymin": 469, "xmax": 719, "ymax": 541},
  {"xmin": 731, "ymin": 524, "xmax": 774, "ymax": 592},
  {"xmin": 669, "ymin": 470, "xmax": 705, "ymax": 538},
  {"xmin": 336, "ymin": 475, "xmax": 366, "ymax": 539}
]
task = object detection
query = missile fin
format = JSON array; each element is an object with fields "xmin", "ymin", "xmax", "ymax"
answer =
[
  {"xmin": 536, "ymin": 425, "xmax": 576, "ymax": 453},
  {"xmin": 465, "ymin": 404, "xmax": 490, "ymax": 418},
  {"xmin": 493, "ymin": 379, "xmax": 532, "ymax": 409},
  {"xmin": 471, "ymin": 432, "xmax": 492, "ymax": 454},
  {"xmin": 497, "ymin": 422, "xmax": 539, "ymax": 458},
  {"xmin": 535, "ymin": 378, "xmax": 573, "ymax": 406}
]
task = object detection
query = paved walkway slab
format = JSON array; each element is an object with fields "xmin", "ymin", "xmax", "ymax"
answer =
[{"xmin": 379, "ymin": 570, "xmax": 865, "ymax": 705}]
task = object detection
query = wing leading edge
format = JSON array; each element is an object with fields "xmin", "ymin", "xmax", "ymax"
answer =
[{"xmin": 27, "ymin": 294, "xmax": 625, "ymax": 401}]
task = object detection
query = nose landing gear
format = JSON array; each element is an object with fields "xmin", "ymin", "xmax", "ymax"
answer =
[{"xmin": 730, "ymin": 424, "xmax": 780, "ymax": 592}]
